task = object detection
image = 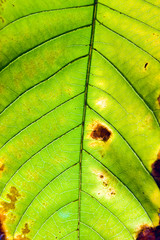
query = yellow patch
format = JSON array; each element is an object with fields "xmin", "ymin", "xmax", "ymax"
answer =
[
  {"xmin": 92, "ymin": 169, "xmax": 116, "ymax": 199},
  {"xmin": 96, "ymin": 98, "xmax": 107, "ymax": 109}
]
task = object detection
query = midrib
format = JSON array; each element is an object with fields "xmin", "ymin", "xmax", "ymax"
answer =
[{"xmin": 78, "ymin": 0, "xmax": 98, "ymax": 238}]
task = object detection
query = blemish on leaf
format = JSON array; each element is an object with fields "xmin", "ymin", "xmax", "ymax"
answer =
[
  {"xmin": 14, "ymin": 223, "xmax": 30, "ymax": 240},
  {"xmin": 103, "ymin": 181, "xmax": 108, "ymax": 187},
  {"xmin": 0, "ymin": 16, "xmax": 4, "ymax": 23},
  {"xmin": 90, "ymin": 123, "xmax": 111, "ymax": 142},
  {"xmin": 151, "ymin": 158, "xmax": 160, "ymax": 188},
  {"xmin": 136, "ymin": 225, "xmax": 160, "ymax": 240},
  {"xmin": 22, "ymin": 224, "xmax": 30, "ymax": 235},
  {"xmin": 157, "ymin": 96, "xmax": 160, "ymax": 106},
  {"xmin": 0, "ymin": 164, "xmax": 4, "ymax": 172},
  {"xmin": 100, "ymin": 175, "xmax": 104, "ymax": 178},
  {"xmin": 153, "ymin": 33, "xmax": 159, "ymax": 37},
  {"xmin": 0, "ymin": 187, "xmax": 20, "ymax": 213},
  {"xmin": 144, "ymin": 63, "xmax": 148, "ymax": 70},
  {"xmin": 110, "ymin": 191, "xmax": 115, "ymax": 195},
  {"xmin": 93, "ymin": 170, "xmax": 116, "ymax": 198},
  {"xmin": 0, "ymin": 214, "xmax": 6, "ymax": 240}
]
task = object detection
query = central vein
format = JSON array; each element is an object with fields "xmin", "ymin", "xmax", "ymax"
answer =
[{"xmin": 78, "ymin": 0, "xmax": 98, "ymax": 238}]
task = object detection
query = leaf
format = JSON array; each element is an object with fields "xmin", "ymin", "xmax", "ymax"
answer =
[{"xmin": 0, "ymin": 0, "xmax": 160, "ymax": 239}]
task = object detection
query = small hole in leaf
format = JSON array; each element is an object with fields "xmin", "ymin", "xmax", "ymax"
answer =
[{"xmin": 90, "ymin": 124, "xmax": 111, "ymax": 142}]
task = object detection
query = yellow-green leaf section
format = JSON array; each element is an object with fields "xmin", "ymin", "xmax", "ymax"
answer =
[{"xmin": 0, "ymin": 0, "xmax": 160, "ymax": 239}]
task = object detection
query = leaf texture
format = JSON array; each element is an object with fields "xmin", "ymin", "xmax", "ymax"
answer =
[{"xmin": 0, "ymin": 0, "xmax": 160, "ymax": 239}]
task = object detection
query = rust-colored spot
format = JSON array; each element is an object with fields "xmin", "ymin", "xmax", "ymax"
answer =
[
  {"xmin": 136, "ymin": 225, "xmax": 160, "ymax": 240},
  {"xmin": 90, "ymin": 124, "xmax": 111, "ymax": 142},
  {"xmin": 0, "ymin": 187, "xmax": 20, "ymax": 213},
  {"xmin": 14, "ymin": 223, "xmax": 30, "ymax": 240},
  {"xmin": 111, "ymin": 191, "xmax": 115, "ymax": 195},
  {"xmin": 144, "ymin": 63, "xmax": 148, "ymax": 70},
  {"xmin": 93, "ymin": 170, "xmax": 116, "ymax": 198},
  {"xmin": 151, "ymin": 159, "xmax": 160, "ymax": 188},
  {"xmin": 0, "ymin": 164, "xmax": 4, "ymax": 172},
  {"xmin": 22, "ymin": 224, "xmax": 30, "ymax": 235},
  {"xmin": 103, "ymin": 181, "xmax": 108, "ymax": 187},
  {"xmin": 157, "ymin": 96, "xmax": 160, "ymax": 106},
  {"xmin": 100, "ymin": 175, "xmax": 104, "ymax": 179}
]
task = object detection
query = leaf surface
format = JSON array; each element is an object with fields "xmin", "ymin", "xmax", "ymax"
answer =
[{"xmin": 0, "ymin": 0, "xmax": 160, "ymax": 239}]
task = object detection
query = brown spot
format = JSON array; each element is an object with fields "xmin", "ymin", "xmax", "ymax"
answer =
[
  {"xmin": 153, "ymin": 33, "xmax": 159, "ymax": 37},
  {"xmin": 22, "ymin": 224, "xmax": 30, "ymax": 235},
  {"xmin": 14, "ymin": 223, "xmax": 30, "ymax": 240},
  {"xmin": 151, "ymin": 159, "xmax": 160, "ymax": 188},
  {"xmin": 0, "ymin": 164, "xmax": 4, "ymax": 172},
  {"xmin": 144, "ymin": 63, "xmax": 148, "ymax": 70},
  {"xmin": 90, "ymin": 124, "xmax": 111, "ymax": 142},
  {"xmin": 157, "ymin": 96, "xmax": 160, "ymax": 106},
  {"xmin": 0, "ymin": 16, "xmax": 4, "ymax": 23},
  {"xmin": 100, "ymin": 175, "xmax": 104, "ymax": 178},
  {"xmin": 136, "ymin": 225, "xmax": 160, "ymax": 240},
  {"xmin": 0, "ymin": 187, "xmax": 20, "ymax": 213},
  {"xmin": 111, "ymin": 191, "xmax": 115, "ymax": 195},
  {"xmin": 103, "ymin": 181, "xmax": 108, "ymax": 187}
]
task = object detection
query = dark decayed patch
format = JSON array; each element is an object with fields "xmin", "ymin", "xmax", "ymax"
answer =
[
  {"xmin": 91, "ymin": 124, "xmax": 111, "ymax": 142},
  {"xmin": 0, "ymin": 216, "xmax": 6, "ymax": 240},
  {"xmin": 151, "ymin": 159, "xmax": 160, "ymax": 188},
  {"xmin": 136, "ymin": 225, "xmax": 160, "ymax": 240},
  {"xmin": 158, "ymin": 96, "xmax": 160, "ymax": 106},
  {"xmin": 144, "ymin": 63, "xmax": 148, "ymax": 70}
]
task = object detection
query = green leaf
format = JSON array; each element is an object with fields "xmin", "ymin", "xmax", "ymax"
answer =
[{"xmin": 0, "ymin": 0, "xmax": 160, "ymax": 239}]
